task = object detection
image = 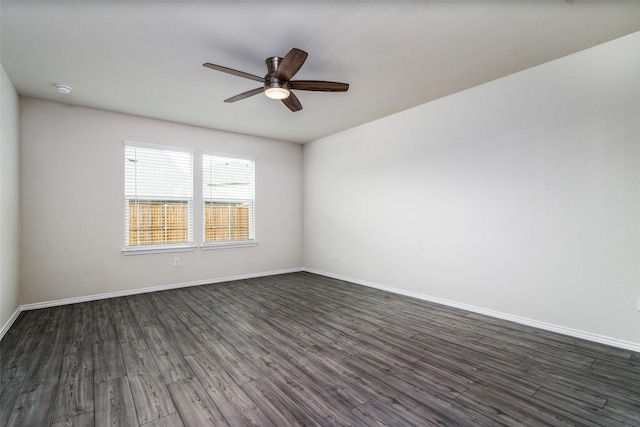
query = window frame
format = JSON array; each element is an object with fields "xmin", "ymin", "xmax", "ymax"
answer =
[
  {"xmin": 201, "ymin": 151, "xmax": 256, "ymax": 250},
  {"xmin": 123, "ymin": 140, "xmax": 196, "ymax": 255}
]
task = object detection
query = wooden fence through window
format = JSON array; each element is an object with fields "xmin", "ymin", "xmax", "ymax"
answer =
[
  {"xmin": 128, "ymin": 200, "xmax": 249, "ymax": 246},
  {"xmin": 205, "ymin": 202, "xmax": 249, "ymax": 242},
  {"xmin": 128, "ymin": 201, "xmax": 189, "ymax": 246}
]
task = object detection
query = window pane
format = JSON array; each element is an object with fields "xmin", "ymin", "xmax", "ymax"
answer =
[
  {"xmin": 125, "ymin": 142, "xmax": 193, "ymax": 247},
  {"xmin": 204, "ymin": 202, "xmax": 250, "ymax": 242},
  {"xmin": 203, "ymin": 154, "xmax": 255, "ymax": 243},
  {"xmin": 128, "ymin": 201, "xmax": 190, "ymax": 245}
]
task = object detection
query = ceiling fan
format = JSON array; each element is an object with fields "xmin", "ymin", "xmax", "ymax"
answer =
[{"xmin": 203, "ymin": 48, "xmax": 349, "ymax": 112}]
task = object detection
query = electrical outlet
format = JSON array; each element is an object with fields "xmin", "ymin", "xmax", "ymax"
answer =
[{"xmin": 173, "ymin": 257, "xmax": 180, "ymax": 268}]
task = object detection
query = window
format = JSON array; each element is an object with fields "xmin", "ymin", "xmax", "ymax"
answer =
[
  {"xmin": 203, "ymin": 153, "xmax": 255, "ymax": 247},
  {"xmin": 124, "ymin": 141, "xmax": 194, "ymax": 252}
]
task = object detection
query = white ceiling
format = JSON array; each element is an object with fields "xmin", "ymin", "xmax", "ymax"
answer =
[{"xmin": 2, "ymin": 1, "xmax": 639, "ymax": 144}]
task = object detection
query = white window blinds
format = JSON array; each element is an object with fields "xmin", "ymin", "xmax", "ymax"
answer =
[
  {"xmin": 203, "ymin": 153, "xmax": 255, "ymax": 245},
  {"xmin": 124, "ymin": 141, "xmax": 194, "ymax": 248}
]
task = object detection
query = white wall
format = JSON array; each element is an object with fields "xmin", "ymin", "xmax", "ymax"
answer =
[
  {"xmin": 0, "ymin": 64, "xmax": 20, "ymax": 333},
  {"xmin": 20, "ymin": 99, "xmax": 303, "ymax": 304},
  {"xmin": 304, "ymin": 32, "xmax": 640, "ymax": 346}
]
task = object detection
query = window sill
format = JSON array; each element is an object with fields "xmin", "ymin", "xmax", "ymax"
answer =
[
  {"xmin": 201, "ymin": 240, "xmax": 257, "ymax": 250},
  {"xmin": 122, "ymin": 245, "xmax": 197, "ymax": 256}
]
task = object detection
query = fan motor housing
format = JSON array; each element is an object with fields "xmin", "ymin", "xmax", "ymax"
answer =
[
  {"xmin": 264, "ymin": 56, "xmax": 290, "ymax": 97},
  {"xmin": 264, "ymin": 76, "xmax": 290, "ymax": 91}
]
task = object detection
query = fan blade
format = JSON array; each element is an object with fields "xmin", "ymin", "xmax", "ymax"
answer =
[
  {"xmin": 274, "ymin": 48, "xmax": 308, "ymax": 81},
  {"xmin": 203, "ymin": 63, "xmax": 264, "ymax": 82},
  {"xmin": 281, "ymin": 91, "xmax": 302, "ymax": 112},
  {"xmin": 224, "ymin": 87, "xmax": 264, "ymax": 103},
  {"xmin": 289, "ymin": 80, "xmax": 349, "ymax": 92}
]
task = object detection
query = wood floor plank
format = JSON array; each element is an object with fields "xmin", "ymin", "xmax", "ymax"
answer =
[
  {"xmin": 340, "ymin": 352, "xmax": 484, "ymax": 426},
  {"xmin": 351, "ymin": 400, "xmax": 425, "ymax": 427},
  {"xmin": 256, "ymin": 335, "xmax": 370, "ymax": 411},
  {"xmin": 43, "ymin": 305, "xmax": 71, "ymax": 334},
  {"xmin": 93, "ymin": 340, "xmax": 126, "ymax": 384},
  {"xmin": 196, "ymin": 335, "xmax": 262, "ymax": 386},
  {"xmin": 166, "ymin": 378, "xmax": 228, "ymax": 427},
  {"xmin": 126, "ymin": 295, "xmax": 160, "ymax": 328},
  {"xmin": 602, "ymin": 397, "xmax": 640, "ymax": 425},
  {"xmin": 142, "ymin": 412, "xmax": 185, "ymax": 427},
  {"xmin": 410, "ymin": 341, "xmax": 542, "ymax": 398},
  {"xmin": 348, "ymin": 351, "xmax": 468, "ymax": 400},
  {"xmin": 591, "ymin": 357, "xmax": 640, "ymax": 389},
  {"xmin": 266, "ymin": 369, "xmax": 367, "ymax": 426},
  {"xmin": 242, "ymin": 377, "xmax": 322, "ymax": 427},
  {"xmin": 21, "ymin": 328, "xmax": 67, "ymax": 392},
  {"xmin": 184, "ymin": 351, "xmax": 275, "ymax": 426},
  {"xmin": 342, "ymin": 352, "xmax": 497, "ymax": 426},
  {"xmin": 0, "ymin": 378, "xmax": 23, "ymax": 427},
  {"xmin": 121, "ymin": 343, "xmax": 160, "ymax": 378},
  {"xmin": 162, "ymin": 326, "xmax": 209, "ymax": 357},
  {"xmin": 127, "ymin": 372, "xmax": 176, "ymax": 425},
  {"xmin": 470, "ymin": 326, "xmax": 598, "ymax": 368},
  {"xmin": 1, "ymin": 329, "xmax": 43, "ymax": 382},
  {"xmin": 52, "ymin": 375, "xmax": 94, "ymax": 423},
  {"xmin": 157, "ymin": 290, "xmax": 207, "ymax": 328},
  {"xmin": 53, "ymin": 340, "xmax": 94, "ymax": 422},
  {"xmin": 6, "ymin": 384, "xmax": 58, "ymax": 426},
  {"xmin": 456, "ymin": 383, "xmax": 602, "ymax": 427},
  {"xmin": 110, "ymin": 298, "xmax": 148, "ymax": 347},
  {"xmin": 144, "ymin": 293, "xmax": 184, "ymax": 330},
  {"xmin": 140, "ymin": 324, "xmax": 193, "ymax": 384},
  {"xmin": 92, "ymin": 300, "xmax": 118, "ymax": 343},
  {"xmin": 67, "ymin": 303, "xmax": 93, "ymax": 345},
  {"xmin": 121, "ymin": 335, "xmax": 176, "ymax": 424},
  {"xmin": 465, "ymin": 311, "xmax": 635, "ymax": 362},
  {"xmin": 15, "ymin": 308, "xmax": 52, "ymax": 336},
  {"xmin": 50, "ymin": 411, "xmax": 94, "ymax": 427},
  {"xmin": 531, "ymin": 386, "xmax": 629, "ymax": 427},
  {"xmin": 61, "ymin": 339, "xmax": 93, "ymax": 378},
  {"xmin": 94, "ymin": 376, "xmax": 138, "ymax": 427},
  {"xmin": 535, "ymin": 378, "xmax": 608, "ymax": 410},
  {"xmin": 518, "ymin": 354, "xmax": 640, "ymax": 406}
]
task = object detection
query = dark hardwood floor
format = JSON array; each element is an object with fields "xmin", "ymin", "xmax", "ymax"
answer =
[{"xmin": 2, "ymin": 272, "xmax": 640, "ymax": 426}]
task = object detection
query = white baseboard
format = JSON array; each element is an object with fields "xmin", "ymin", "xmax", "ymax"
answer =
[
  {"xmin": 0, "ymin": 307, "xmax": 22, "ymax": 341},
  {"xmin": 19, "ymin": 267, "xmax": 304, "ymax": 312},
  {"xmin": 2, "ymin": 267, "xmax": 303, "ymax": 341},
  {"xmin": 9, "ymin": 266, "xmax": 640, "ymax": 353},
  {"xmin": 304, "ymin": 268, "xmax": 640, "ymax": 353}
]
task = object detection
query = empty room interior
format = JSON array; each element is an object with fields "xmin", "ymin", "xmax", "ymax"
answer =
[{"xmin": 1, "ymin": 1, "xmax": 640, "ymax": 426}]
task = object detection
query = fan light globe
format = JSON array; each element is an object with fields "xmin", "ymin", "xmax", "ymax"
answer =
[{"xmin": 265, "ymin": 87, "xmax": 290, "ymax": 100}]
